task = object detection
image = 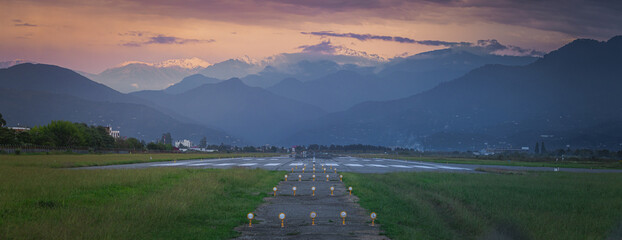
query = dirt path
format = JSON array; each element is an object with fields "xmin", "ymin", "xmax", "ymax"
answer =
[{"xmin": 235, "ymin": 163, "xmax": 388, "ymax": 240}]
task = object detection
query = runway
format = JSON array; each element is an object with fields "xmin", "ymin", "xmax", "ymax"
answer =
[{"xmin": 78, "ymin": 155, "xmax": 622, "ymax": 173}]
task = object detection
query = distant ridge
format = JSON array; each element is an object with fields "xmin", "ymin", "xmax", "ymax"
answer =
[
  {"xmin": 286, "ymin": 36, "xmax": 622, "ymax": 150},
  {"xmin": 131, "ymin": 78, "xmax": 326, "ymax": 145},
  {"xmin": 0, "ymin": 63, "xmax": 242, "ymax": 144}
]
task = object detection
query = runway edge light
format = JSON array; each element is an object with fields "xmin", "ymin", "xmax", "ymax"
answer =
[
  {"xmin": 370, "ymin": 212, "xmax": 377, "ymax": 226},
  {"xmin": 247, "ymin": 212, "xmax": 254, "ymax": 227}
]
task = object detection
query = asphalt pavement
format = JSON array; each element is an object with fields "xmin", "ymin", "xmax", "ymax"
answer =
[{"xmin": 79, "ymin": 155, "xmax": 622, "ymax": 173}]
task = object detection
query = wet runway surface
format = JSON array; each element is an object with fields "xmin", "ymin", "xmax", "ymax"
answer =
[{"xmin": 79, "ymin": 156, "xmax": 622, "ymax": 173}]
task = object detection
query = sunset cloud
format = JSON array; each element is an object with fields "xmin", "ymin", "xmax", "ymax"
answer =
[
  {"xmin": 12, "ymin": 19, "xmax": 37, "ymax": 27},
  {"xmin": 119, "ymin": 32, "xmax": 215, "ymax": 47}
]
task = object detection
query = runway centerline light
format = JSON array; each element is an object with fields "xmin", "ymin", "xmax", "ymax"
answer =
[
  {"xmin": 279, "ymin": 213, "xmax": 286, "ymax": 228},
  {"xmin": 310, "ymin": 211, "xmax": 317, "ymax": 225}
]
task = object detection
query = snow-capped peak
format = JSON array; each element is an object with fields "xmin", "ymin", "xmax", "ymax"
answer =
[
  {"xmin": 117, "ymin": 61, "xmax": 152, "ymax": 67},
  {"xmin": 155, "ymin": 57, "xmax": 211, "ymax": 69},
  {"xmin": 234, "ymin": 55, "xmax": 259, "ymax": 65},
  {"xmin": 332, "ymin": 46, "xmax": 388, "ymax": 63},
  {"xmin": 117, "ymin": 57, "xmax": 211, "ymax": 69}
]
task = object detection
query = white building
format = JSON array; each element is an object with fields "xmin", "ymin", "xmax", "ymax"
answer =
[
  {"xmin": 8, "ymin": 127, "xmax": 30, "ymax": 132},
  {"xmin": 105, "ymin": 126, "xmax": 120, "ymax": 139},
  {"xmin": 175, "ymin": 139, "xmax": 192, "ymax": 148}
]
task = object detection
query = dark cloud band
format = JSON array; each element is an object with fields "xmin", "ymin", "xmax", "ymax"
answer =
[
  {"xmin": 301, "ymin": 31, "xmax": 470, "ymax": 47},
  {"xmin": 301, "ymin": 31, "xmax": 545, "ymax": 57}
]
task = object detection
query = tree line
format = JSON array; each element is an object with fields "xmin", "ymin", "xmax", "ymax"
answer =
[{"xmin": 0, "ymin": 114, "xmax": 145, "ymax": 150}]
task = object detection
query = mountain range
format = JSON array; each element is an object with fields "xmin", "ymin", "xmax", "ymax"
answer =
[
  {"xmin": 267, "ymin": 51, "xmax": 536, "ymax": 112},
  {"xmin": 287, "ymin": 36, "xmax": 622, "ymax": 150},
  {"xmin": 0, "ymin": 63, "xmax": 240, "ymax": 144},
  {"xmin": 131, "ymin": 78, "xmax": 325, "ymax": 144},
  {"xmin": 2, "ymin": 36, "xmax": 620, "ymax": 150},
  {"xmin": 83, "ymin": 58, "xmax": 210, "ymax": 93}
]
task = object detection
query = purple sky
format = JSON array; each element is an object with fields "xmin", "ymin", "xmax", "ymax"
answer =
[{"xmin": 1, "ymin": 0, "xmax": 621, "ymax": 72}]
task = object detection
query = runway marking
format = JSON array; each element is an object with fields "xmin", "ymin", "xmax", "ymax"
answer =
[
  {"xmin": 242, "ymin": 158, "xmax": 252, "ymax": 161},
  {"xmin": 362, "ymin": 159, "xmax": 371, "ymax": 162},
  {"xmin": 345, "ymin": 164, "xmax": 364, "ymax": 167},
  {"xmin": 270, "ymin": 158, "xmax": 279, "ymax": 160},
  {"xmin": 367, "ymin": 164, "xmax": 388, "ymax": 168},
  {"xmin": 435, "ymin": 166, "xmax": 470, "ymax": 170},
  {"xmin": 410, "ymin": 165, "xmax": 437, "ymax": 169},
  {"xmin": 238, "ymin": 163, "xmax": 257, "ymax": 166},
  {"xmin": 375, "ymin": 159, "xmax": 384, "ymax": 162},
  {"xmin": 264, "ymin": 163, "xmax": 280, "ymax": 166},
  {"xmin": 349, "ymin": 159, "xmax": 359, "ymax": 161},
  {"xmin": 289, "ymin": 163, "xmax": 303, "ymax": 166},
  {"xmin": 390, "ymin": 165, "xmax": 412, "ymax": 168},
  {"xmin": 187, "ymin": 163, "xmax": 213, "ymax": 166},
  {"xmin": 256, "ymin": 158, "xmax": 265, "ymax": 160},
  {"xmin": 215, "ymin": 163, "xmax": 236, "ymax": 166},
  {"xmin": 325, "ymin": 163, "xmax": 339, "ymax": 166},
  {"xmin": 409, "ymin": 162, "xmax": 470, "ymax": 170},
  {"xmin": 151, "ymin": 163, "xmax": 187, "ymax": 166}
]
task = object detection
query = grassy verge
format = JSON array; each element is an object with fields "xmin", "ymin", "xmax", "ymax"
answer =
[
  {"xmin": 343, "ymin": 171, "xmax": 622, "ymax": 240},
  {"xmin": 0, "ymin": 157, "xmax": 283, "ymax": 239},
  {"xmin": 0, "ymin": 152, "xmax": 280, "ymax": 168},
  {"xmin": 356, "ymin": 154, "xmax": 622, "ymax": 169}
]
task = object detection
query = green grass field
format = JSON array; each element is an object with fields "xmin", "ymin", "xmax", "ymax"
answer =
[
  {"xmin": 344, "ymin": 171, "xmax": 622, "ymax": 240},
  {"xmin": 0, "ymin": 152, "xmax": 280, "ymax": 168},
  {"xmin": 357, "ymin": 154, "xmax": 622, "ymax": 169},
  {"xmin": 0, "ymin": 154, "xmax": 283, "ymax": 239}
]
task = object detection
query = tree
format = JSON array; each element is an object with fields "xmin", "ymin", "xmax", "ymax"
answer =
[
  {"xmin": 540, "ymin": 141, "xmax": 547, "ymax": 154},
  {"xmin": 30, "ymin": 120, "xmax": 84, "ymax": 147},
  {"xmin": 534, "ymin": 142, "xmax": 540, "ymax": 154},
  {"xmin": 0, "ymin": 113, "xmax": 6, "ymax": 127},
  {"xmin": 199, "ymin": 137, "xmax": 207, "ymax": 148},
  {"xmin": 0, "ymin": 127, "xmax": 16, "ymax": 145},
  {"xmin": 125, "ymin": 138, "xmax": 143, "ymax": 150}
]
